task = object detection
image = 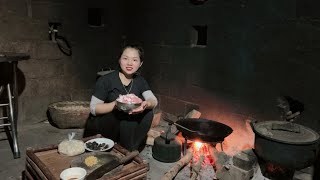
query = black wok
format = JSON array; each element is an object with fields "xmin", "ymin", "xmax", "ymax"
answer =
[{"xmin": 176, "ymin": 118, "xmax": 233, "ymax": 143}]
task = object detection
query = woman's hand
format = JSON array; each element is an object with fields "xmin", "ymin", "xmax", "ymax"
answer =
[
  {"xmin": 128, "ymin": 101, "xmax": 148, "ymax": 114},
  {"xmin": 95, "ymin": 101, "xmax": 117, "ymax": 115}
]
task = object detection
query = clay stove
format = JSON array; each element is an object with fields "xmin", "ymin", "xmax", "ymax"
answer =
[{"xmin": 251, "ymin": 120, "xmax": 320, "ymax": 180}]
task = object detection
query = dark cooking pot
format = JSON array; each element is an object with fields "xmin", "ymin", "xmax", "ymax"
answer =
[
  {"xmin": 176, "ymin": 118, "xmax": 233, "ymax": 143},
  {"xmin": 251, "ymin": 120, "xmax": 320, "ymax": 170}
]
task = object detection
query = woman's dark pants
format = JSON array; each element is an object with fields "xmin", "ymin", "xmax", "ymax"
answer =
[{"xmin": 83, "ymin": 109, "xmax": 153, "ymax": 151}]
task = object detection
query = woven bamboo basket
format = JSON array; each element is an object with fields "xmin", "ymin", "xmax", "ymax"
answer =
[{"xmin": 48, "ymin": 101, "xmax": 90, "ymax": 129}]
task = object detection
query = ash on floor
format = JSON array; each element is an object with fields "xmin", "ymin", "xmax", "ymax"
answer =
[{"xmin": 139, "ymin": 145, "xmax": 216, "ymax": 180}]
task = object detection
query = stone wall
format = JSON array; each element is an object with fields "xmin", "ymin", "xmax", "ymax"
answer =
[
  {"xmin": 1, "ymin": 0, "xmax": 320, "ymax": 134},
  {"xmin": 0, "ymin": 0, "xmax": 125, "ymax": 124},
  {"xmin": 126, "ymin": 0, "xmax": 320, "ymax": 133}
]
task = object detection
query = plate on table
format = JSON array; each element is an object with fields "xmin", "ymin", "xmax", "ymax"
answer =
[{"xmin": 85, "ymin": 138, "xmax": 114, "ymax": 152}]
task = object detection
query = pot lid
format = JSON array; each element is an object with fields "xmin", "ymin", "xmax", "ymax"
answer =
[{"xmin": 253, "ymin": 121, "xmax": 319, "ymax": 145}]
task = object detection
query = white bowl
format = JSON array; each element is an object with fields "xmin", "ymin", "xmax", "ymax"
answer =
[{"xmin": 60, "ymin": 167, "xmax": 86, "ymax": 180}]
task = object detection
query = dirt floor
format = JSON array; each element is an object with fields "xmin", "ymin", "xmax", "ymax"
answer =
[
  {"xmin": 0, "ymin": 121, "xmax": 202, "ymax": 180},
  {"xmin": 0, "ymin": 121, "xmax": 314, "ymax": 180},
  {"xmin": 0, "ymin": 122, "xmax": 83, "ymax": 179}
]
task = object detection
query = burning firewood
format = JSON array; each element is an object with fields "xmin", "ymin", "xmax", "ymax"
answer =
[
  {"xmin": 161, "ymin": 148, "xmax": 193, "ymax": 180},
  {"xmin": 191, "ymin": 155, "xmax": 205, "ymax": 180}
]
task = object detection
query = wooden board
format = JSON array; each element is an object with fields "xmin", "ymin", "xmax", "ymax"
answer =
[{"xmin": 35, "ymin": 149, "xmax": 74, "ymax": 179}]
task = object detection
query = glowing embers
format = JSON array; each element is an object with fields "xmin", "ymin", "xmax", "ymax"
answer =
[
  {"xmin": 261, "ymin": 162, "xmax": 295, "ymax": 180},
  {"xmin": 192, "ymin": 141, "xmax": 215, "ymax": 166},
  {"xmin": 186, "ymin": 140, "xmax": 217, "ymax": 179}
]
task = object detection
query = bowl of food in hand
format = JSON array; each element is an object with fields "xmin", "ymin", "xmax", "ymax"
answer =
[{"xmin": 116, "ymin": 94, "xmax": 142, "ymax": 112}]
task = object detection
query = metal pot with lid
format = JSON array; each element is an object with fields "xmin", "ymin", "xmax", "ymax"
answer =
[
  {"xmin": 251, "ymin": 120, "xmax": 320, "ymax": 170},
  {"xmin": 152, "ymin": 124, "xmax": 182, "ymax": 163}
]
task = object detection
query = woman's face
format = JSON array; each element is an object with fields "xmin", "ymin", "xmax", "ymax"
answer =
[{"xmin": 119, "ymin": 47, "xmax": 143, "ymax": 76}]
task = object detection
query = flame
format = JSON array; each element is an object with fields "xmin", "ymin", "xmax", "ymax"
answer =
[
  {"xmin": 192, "ymin": 141, "xmax": 215, "ymax": 165},
  {"xmin": 193, "ymin": 141, "xmax": 203, "ymax": 151}
]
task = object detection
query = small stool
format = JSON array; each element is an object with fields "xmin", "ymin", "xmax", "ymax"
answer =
[{"xmin": 0, "ymin": 83, "xmax": 20, "ymax": 158}]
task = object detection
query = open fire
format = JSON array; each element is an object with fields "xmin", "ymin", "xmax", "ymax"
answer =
[
  {"xmin": 153, "ymin": 110, "xmax": 317, "ymax": 180},
  {"xmin": 147, "ymin": 95, "xmax": 320, "ymax": 180},
  {"xmin": 175, "ymin": 131, "xmax": 216, "ymax": 166},
  {"xmin": 192, "ymin": 141, "xmax": 215, "ymax": 166},
  {"xmin": 179, "ymin": 140, "xmax": 217, "ymax": 179},
  {"xmin": 155, "ymin": 114, "xmax": 262, "ymax": 179}
]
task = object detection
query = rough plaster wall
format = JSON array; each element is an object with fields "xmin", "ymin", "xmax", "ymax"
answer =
[
  {"xmin": 0, "ymin": 0, "xmax": 125, "ymax": 124},
  {"xmin": 126, "ymin": 0, "xmax": 320, "ymax": 132}
]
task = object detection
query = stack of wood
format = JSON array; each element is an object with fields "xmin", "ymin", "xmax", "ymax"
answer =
[
  {"xmin": 161, "ymin": 148, "xmax": 193, "ymax": 180},
  {"xmin": 185, "ymin": 109, "xmax": 202, "ymax": 119},
  {"xmin": 146, "ymin": 109, "xmax": 201, "ymax": 146},
  {"xmin": 145, "ymin": 109, "xmax": 203, "ymax": 179},
  {"xmin": 151, "ymin": 111, "xmax": 162, "ymax": 128},
  {"xmin": 146, "ymin": 129, "xmax": 161, "ymax": 146},
  {"xmin": 160, "ymin": 148, "xmax": 205, "ymax": 180}
]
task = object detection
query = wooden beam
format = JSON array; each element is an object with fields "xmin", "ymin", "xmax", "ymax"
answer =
[{"xmin": 161, "ymin": 149, "xmax": 193, "ymax": 180}]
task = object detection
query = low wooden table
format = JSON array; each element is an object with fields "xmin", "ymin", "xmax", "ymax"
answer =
[{"xmin": 24, "ymin": 135, "xmax": 148, "ymax": 180}]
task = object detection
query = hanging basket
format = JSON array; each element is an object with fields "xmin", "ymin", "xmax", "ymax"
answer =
[{"xmin": 48, "ymin": 101, "xmax": 90, "ymax": 129}]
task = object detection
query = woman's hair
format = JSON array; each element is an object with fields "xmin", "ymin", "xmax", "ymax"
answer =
[{"xmin": 119, "ymin": 44, "xmax": 145, "ymax": 62}]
